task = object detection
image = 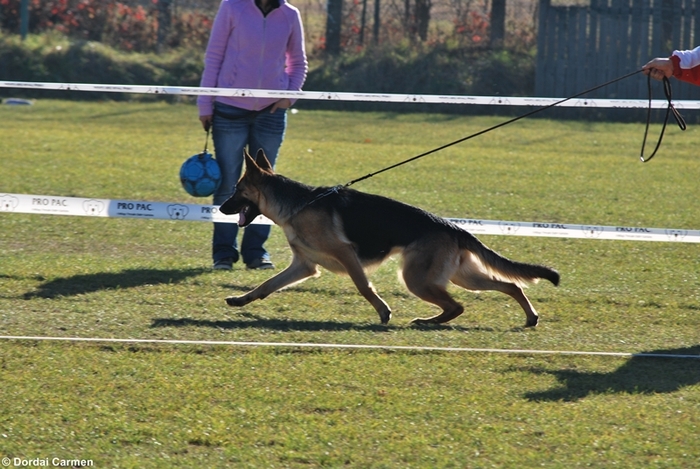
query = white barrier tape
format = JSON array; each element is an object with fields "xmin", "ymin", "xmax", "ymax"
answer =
[
  {"xmin": 1, "ymin": 80, "xmax": 697, "ymax": 109},
  {"xmin": 0, "ymin": 192, "xmax": 272, "ymax": 225},
  {"xmin": 445, "ymin": 218, "xmax": 700, "ymax": 243},
  {"xmin": 0, "ymin": 335, "xmax": 698, "ymax": 358},
  {"xmin": 2, "ymin": 193, "xmax": 699, "ymax": 243}
]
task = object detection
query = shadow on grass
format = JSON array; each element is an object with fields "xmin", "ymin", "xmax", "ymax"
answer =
[
  {"xmin": 150, "ymin": 313, "xmax": 394, "ymax": 333},
  {"xmin": 151, "ymin": 312, "xmax": 490, "ymax": 333},
  {"xmin": 523, "ymin": 345, "xmax": 700, "ymax": 402},
  {"xmin": 22, "ymin": 268, "xmax": 208, "ymax": 299}
]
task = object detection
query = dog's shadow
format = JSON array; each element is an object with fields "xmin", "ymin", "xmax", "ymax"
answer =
[
  {"xmin": 521, "ymin": 345, "xmax": 700, "ymax": 402},
  {"xmin": 21, "ymin": 268, "xmax": 207, "ymax": 299},
  {"xmin": 151, "ymin": 312, "xmax": 395, "ymax": 333},
  {"xmin": 151, "ymin": 311, "xmax": 492, "ymax": 333}
]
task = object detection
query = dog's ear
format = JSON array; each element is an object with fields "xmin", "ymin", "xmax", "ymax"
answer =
[
  {"xmin": 254, "ymin": 148, "xmax": 274, "ymax": 173},
  {"xmin": 243, "ymin": 149, "xmax": 262, "ymax": 178}
]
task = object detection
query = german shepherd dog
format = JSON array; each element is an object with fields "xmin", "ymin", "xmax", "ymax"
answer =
[{"xmin": 219, "ymin": 149, "xmax": 560, "ymax": 327}]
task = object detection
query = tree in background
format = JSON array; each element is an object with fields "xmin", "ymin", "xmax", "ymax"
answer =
[
  {"xmin": 0, "ymin": 0, "xmax": 537, "ymax": 56},
  {"xmin": 490, "ymin": 0, "xmax": 504, "ymax": 47},
  {"xmin": 320, "ymin": 0, "xmax": 529, "ymax": 52},
  {"xmin": 156, "ymin": 0, "xmax": 172, "ymax": 51},
  {"xmin": 0, "ymin": 0, "xmax": 212, "ymax": 52},
  {"xmin": 325, "ymin": 0, "xmax": 343, "ymax": 54},
  {"xmin": 406, "ymin": 0, "xmax": 432, "ymax": 43}
]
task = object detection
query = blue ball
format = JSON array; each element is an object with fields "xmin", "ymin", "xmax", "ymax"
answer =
[{"xmin": 180, "ymin": 152, "xmax": 222, "ymax": 197}]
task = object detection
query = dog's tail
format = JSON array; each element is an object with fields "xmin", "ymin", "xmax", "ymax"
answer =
[{"xmin": 457, "ymin": 231, "xmax": 560, "ymax": 287}]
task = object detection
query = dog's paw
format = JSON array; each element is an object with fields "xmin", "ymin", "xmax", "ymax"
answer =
[
  {"xmin": 379, "ymin": 309, "xmax": 392, "ymax": 325},
  {"xmin": 225, "ymin": 296, "xmax": 247, "ymax": 307},
  {"xmin": 525, "ymin": 316, "xmax": 539, "ymax": 328}
]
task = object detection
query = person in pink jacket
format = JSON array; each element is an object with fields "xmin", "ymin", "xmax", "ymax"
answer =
[
  {"xmin": 198, "ymin": 0, "xmax": 307, "ymax": 271},
  {"xmin": 643, "ymin": 46, "xmax": 700, "ymax": 85}
]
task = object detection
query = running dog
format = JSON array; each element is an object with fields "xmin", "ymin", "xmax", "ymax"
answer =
[{"xmin": 219, "ymin": 149, "xmax": 560, "ymax": 327}]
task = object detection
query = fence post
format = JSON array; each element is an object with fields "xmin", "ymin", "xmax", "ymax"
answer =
[
  {"xmin": 325, "ymin": 0, "xmax": 343, "ymax": 54},
  {"xmin": 157, "ymin": 0, "xmax": 173, "ymax": 52},
  {"xmin": 20, "ymin": 0, "xmax": 28, "ymax": 40},
  {"xmin": 535, "ymin": 0, "xmax": 551, "ymax": 97},
  {"xmin": 491, "ymin": 0, "xmax": 505, "ymax": 48}
]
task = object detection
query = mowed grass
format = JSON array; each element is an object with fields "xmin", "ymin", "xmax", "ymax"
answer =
[{"xmin": 0, "ymin": 100, "xmax": 698, "ymax": 468}]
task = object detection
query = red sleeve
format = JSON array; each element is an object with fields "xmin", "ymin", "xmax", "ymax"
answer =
[{"xmin": 672, "ymin": 54, "xmax": 700, "ymax": 86}]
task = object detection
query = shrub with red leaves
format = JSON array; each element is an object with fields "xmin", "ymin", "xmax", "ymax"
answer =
[{"xmin": 0, "ymin": 0, "xmax": 212, "ymax": 52}]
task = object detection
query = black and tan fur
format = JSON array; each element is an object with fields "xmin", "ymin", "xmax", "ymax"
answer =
[{"xmin": 219, "ymin": 149, "xmax": 560, "ymax": 327}]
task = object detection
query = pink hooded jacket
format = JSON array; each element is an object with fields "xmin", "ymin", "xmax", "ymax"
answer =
[{"xmin": 197, "ymin": 0, "xmax": 308, "ymax": 115}]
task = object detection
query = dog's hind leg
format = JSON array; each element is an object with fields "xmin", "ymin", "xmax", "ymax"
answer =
[
  {"xmin": 452, "ymin": 275, "xmax": 540, "ymax": 327},
  {"xmin": 491, "ymin": 280, "xmax": 540, "ymax": 327},
  {"xmin": 407, "ymin": 283, "xmax": 465, "ymax": 325},
  {"xmin": 401, "ymin": 240, "xmax": 465, "ymax": 325},
  {"xmin": 226, "ymin": 253, "xmax": 319, "ymax": 307}
]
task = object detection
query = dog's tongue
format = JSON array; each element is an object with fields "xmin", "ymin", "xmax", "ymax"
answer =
[{"xmin": 238, "ymin": 209, "xmax": 246, "ymax": 226}]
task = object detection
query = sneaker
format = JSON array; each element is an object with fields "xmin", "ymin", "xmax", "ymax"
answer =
[
  {"xmin": 246, "ymin": 258, "xmax": 274, "ymax": 270},
  {"xmin": 212, "ymin": 258, "xmax": 235, "ymax": 270}
]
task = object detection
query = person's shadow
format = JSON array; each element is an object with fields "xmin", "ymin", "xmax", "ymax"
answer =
[
  {"xmin": 523, "ymin": 345, "xmax": 700, "ymax": 402},
  {"xmin": 19, "ymin": 268, "xmax": 207, "ymax": 299}
]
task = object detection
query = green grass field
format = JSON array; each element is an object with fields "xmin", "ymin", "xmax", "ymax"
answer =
[{"xmin": 0, "ymin": 100, "xmax": 698, "ymax": 468}]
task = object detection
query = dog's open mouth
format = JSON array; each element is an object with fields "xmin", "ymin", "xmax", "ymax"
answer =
[
  {"xmin": 218, "ymin": 191, "xmax": 261, "ymax": 227},
  {"xmin": 235, "ymin": 202, "xmax": 261, "ymax": 227},
  {"xmin": 238, "ymin": 205, "xmax": 251, "ymax": 227}
]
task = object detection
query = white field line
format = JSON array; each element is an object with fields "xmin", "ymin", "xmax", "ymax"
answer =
[{"xmin": 0, "ymin": 335, "xmax": 697, "ymax": 359}]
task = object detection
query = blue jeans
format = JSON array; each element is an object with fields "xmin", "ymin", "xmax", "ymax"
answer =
[{"xmin": 211, "ymin": 101, "xmax": 287, "ymax": 265}]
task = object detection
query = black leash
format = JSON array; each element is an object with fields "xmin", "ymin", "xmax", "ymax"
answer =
[
  {"xmin": 639, "ymin": 75, "xmax": 686, "ymax": 162},
  {"xmin": 307, "ymin": 69, "xmax": 683, "ymax": 205},
  {"xmin": 343, "ymin": 69, "xmax": 646, "ymax": 189}
]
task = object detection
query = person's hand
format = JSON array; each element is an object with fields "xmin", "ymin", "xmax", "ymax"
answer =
[
  {"xmin": 642, "ymin": 57, "xmax": 674, "ymax": 81},
  {"xmin": 200, "ymin": 115, "xmax": 213, "ymax": 132},
  {"xmin": 270, "ymin": 98, "xmax": 292, "ymax": 113}
]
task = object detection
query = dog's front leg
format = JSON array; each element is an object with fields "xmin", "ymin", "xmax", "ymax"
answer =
[
  {"xmin": 226, "ymin": 256, "xmax": 318, "ymax": 307},
  {"xmin": 332, "ymin": 247, "xmax": 392, "ymax": 324}
]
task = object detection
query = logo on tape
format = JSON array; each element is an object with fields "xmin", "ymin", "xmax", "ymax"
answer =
[
  {"xmin": 167, "ymin": 204, "xmax": 189, "ymax": 220},
  {"xmin": 499, "ymin": 222, "xmax": 520, "ymax": 234},
  {"xmin": 532, "ymin": 223, "xmax": 567, "ymax": 229},
  {"xmin": 665, "ymin": 229, "xmax": 687, "ymax": 241},
  {"xmin": 404, "ymin": 95, "xmax": 426, "ymax": 103},
  {"xmin": 0, "ymin": 194, "xmax": 19, "ymax": 212},
  {"xmin": 615, "ymin": 226, "xmax": 651, "ymax": 233},
  {"xmin": 582, "ymin": 226, "xmax": 604, "ymax": 238},
  {"xmin": 83, "ymin": 199, "xmax": 105, "ymax": 215},
  {"xmin": 448, "ymin": 218, "xmax": 483, "ymax": 227}
]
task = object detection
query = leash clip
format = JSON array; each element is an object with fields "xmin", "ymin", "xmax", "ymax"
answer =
[{"xmin": 306, "ymin": 185, "xmax": 343, "ymax": 207}]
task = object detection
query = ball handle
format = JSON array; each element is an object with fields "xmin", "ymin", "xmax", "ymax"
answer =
[{"xmin": 202, "ymin": 126, "xmax": 211, "ymax": 156}]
